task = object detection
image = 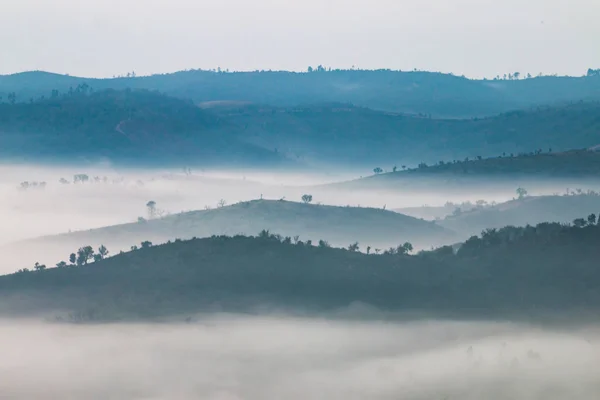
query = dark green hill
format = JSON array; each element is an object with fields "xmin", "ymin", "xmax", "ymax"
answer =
[
  {"xmin": 2, "ymin": 220, "xmax": 600, "ymax": 321},
  {"xmin": 2, "ymin": 70, "xmax": 600, "ymax": 118}
]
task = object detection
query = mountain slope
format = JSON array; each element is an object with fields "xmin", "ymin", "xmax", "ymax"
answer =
[
  {"xmin": 2, "ymin": 221, "xmax": 600, "ymax": 320},
  {"xmin": 2, "ymin": 70, "xmax": 600, "ymax": 118}
]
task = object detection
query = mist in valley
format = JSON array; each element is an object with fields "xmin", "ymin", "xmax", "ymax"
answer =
[
  {"xmin": 1, "ymin": 315, "xmax": 599, "ymax": 400},
  {"xmin": 3, "ymin": 163, "xmax": 600, "ymax": 274}
]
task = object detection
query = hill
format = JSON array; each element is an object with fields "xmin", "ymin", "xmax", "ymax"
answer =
[
  {"xmin": 0, "ymin": 88, "xmax": 284, "ymax": 166},
  {"xmin": 2, "ymin": 219, "xmax": 600, "ymax": 321},
  {"xmin": 438, "ymin": 193, "xmax": 600, "ymax": 237},
  {"xmin": 2, "ymin": 88, "xmax": 600, "ymax": 166},
  {"xmin": 3, "ymin": 200, "xmax": 455, "ymax": 270},
  {"xmin": 332, "ymin": 149, "xmax": 600, "ymax": 193},
  {"xmin": 2, "ymin": 69, "xmax": 600, "ymax": 118}
]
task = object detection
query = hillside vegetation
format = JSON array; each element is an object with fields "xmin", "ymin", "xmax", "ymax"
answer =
[
  {"xmin": 2, "ymin": 218, "xmax": 600, "ymax": 321},
  {"xmin": 2, "ymin": 87, "xmax": 600, "ymax": 166},
  {"xmin": 2, "ymin": 69, "xmax": 600, "ymax": 118}
]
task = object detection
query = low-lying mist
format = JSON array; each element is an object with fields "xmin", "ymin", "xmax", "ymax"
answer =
[{"xmin": 1, "ymin": 315, "xmax": 598, "ymax": 400}]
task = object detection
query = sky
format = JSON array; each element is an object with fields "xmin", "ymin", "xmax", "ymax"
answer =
[{"xmin": 1, "ymin": 0, "xmax": 598, "ymax": 78}]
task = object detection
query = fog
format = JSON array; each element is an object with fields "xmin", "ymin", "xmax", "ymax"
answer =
[
  {"xmin": 0, "ymin": 315, "xmax": 598, "ymax": 399},
  {"xmin": 3, "ymin": 163, "xmax": 600, "ymax": 274}
]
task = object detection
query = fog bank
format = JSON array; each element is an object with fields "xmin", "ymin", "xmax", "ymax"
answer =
[{"xmin": 1, "ymin": 316, "xmax": 599, "ymax": 399}]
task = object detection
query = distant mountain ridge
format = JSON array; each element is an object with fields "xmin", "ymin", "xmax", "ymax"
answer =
[{"xmin": 2, "ymin": 69, "xmax": 600, "ymax": 118}]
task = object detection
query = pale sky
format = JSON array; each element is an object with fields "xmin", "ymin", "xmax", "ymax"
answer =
[{"xmin": 1, "ymin": 0, "xmax": 598, "ymax": 78}]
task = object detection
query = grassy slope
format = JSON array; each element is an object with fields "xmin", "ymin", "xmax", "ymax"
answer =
[{"xmin": 2, "ymin": 222, "xmax": 600, "ymax": 320}]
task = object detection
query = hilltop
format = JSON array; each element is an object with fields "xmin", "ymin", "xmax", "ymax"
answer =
[
  {"xmin": 4, "ymin": 200, "xmax": 455, "ymax": 270},
  {"xmin": 2, "ymin": 69, "xmax": 600, "ymax": 118},
  {"xmin": 2, "ymin": 87, "xmax": 600, "ymax": 166},
  {"xmin": 2, "ymin": 219, "xmax": 600, "ymax": 321}
]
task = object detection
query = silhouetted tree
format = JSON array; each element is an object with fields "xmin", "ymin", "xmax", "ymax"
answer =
[
  {"xmin": 348, "ymin": 242, "xmax": 360, "ymax": 252},
  {"xmin": 516, "ymin": 187, "xmax": 528, "ymax": 199},
  {"xmin": 318, "ymin": 240, "xmax": 330, "ymax": 248},
  {"xmin": 146, "ymin": 201, "xmax": 157, "ymax": 219},
  {"xmin": 301, "ymin": 194, "xmax": 313, "ymax": 204},
  {"xmin": 573, "ymin": 218, "xmax": 587, "ymax": 228},
  {"xmin": 588, "ymin": 214, "xmax": 597, "ymax": 225},
  {"xmin": 76, "ymin": 246, "xmax": 94, "ymax": 266},
  {"xmin": 56, "ymin": 261, "xmax": 67, "ymax": 268},
  {"xmin": 98, "ymin": 245, "xmax": 109, "ymax": 259},
  {"xmin": 373, "ymin": 167, "xmax": 383, "ymax": 174},
  {"xmin": 34, "ymin": 262, "xmax": 46, "ymax": 271},
  {"xmin": 141, "ymin": 241, "xmax": 153, "ymax": 249},
  {"xmin": 69, "ymin": 253, "xmax": 76, "ymax": 266}
]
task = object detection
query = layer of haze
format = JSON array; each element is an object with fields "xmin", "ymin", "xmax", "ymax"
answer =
[
  {"xmin": 1, "ymin": 0, "xmax": 599, "ymax": 78},
  {"xmin": 2, "ymin": 163, "xmax": 598, "ymax": 274},
  {"xmin": 1, "ymin": 315, "xmax": 599, "ymax": 399}
]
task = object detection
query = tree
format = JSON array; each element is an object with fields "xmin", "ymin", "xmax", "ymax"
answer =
[
  {"xmin": 397, "ymin": 242, "xmax": 414, "ymax": 255},
  {"xmin": 69, "ymin": 253, "xmax": 76, "ymax": 266},
  {"xmin": 513, "ymin": 72, "xmax": 521, "ymax": 80},
  {"xmin": 146, "ymin": 201, "xmax": 157, "ymax": 219},
  {"xmin": 141, "ymin": 241, "xmax": 153, "ymax": 249},
  {"xmin": 318, "ymin": 240, "xmax": 330, "ymax": 248},
  {"xmin": 93, "ymin": 254, "xmax": 103, "ymax": 263},
  {"xmin": 588, "ymin": 214, "xmax": 597, "ymax": 226},
  {"xmin": 76, "ymin": 246, "xmax": 94, "ymax": 266},
  {"xmin": 217, "ymin": 199, "xmax": 227, "ymax": 208},
  {"xmin": 56, "ymin": 261, "xmax": 68, "ymax": 268},
  {"xmin": 301, "ymin": 194, "xmax": 313, "ymax": 204},
  {"xmin": 307, "ymin": 66, "xmax": 313, "ymax": 73},
  {"xmin": 373, "ymin": 167, "xmax": 383, "ymax": 174},
  {"xmin": 392, "ymin": 165, "xmax": 398, "ymax": 172},
  {"xmin": 516, "ymin": 187, "xmax": 528, "ymax": 199},
  {"xmin": 98, "ymin": 245, "xmax": 109, "ymax": 259},
  {"xmin": 573, "ymin": 218, "xmax": 587, "ymax": 228},
  {"xmin": 348, "ymin": 242, "xmax": 360, "ymax": 252},
  {"xmin": 366, "ymin": 246, "xmax": 371, "ymax": 255},
  {"xmin": 34, "ymin": 262, "xmax": 46, "ymax": 271}
]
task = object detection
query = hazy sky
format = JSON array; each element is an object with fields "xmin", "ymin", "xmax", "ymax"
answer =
[{"xmin": 1, "ymin": 0, "xmax": 598, "ymax": 78}]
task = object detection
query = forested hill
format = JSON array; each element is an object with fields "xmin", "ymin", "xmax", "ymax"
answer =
[
  {"xmin": 1, "ymin": 69, "xmax": 600, "ymax": 118},
  {"xmin": 2, "ymin": 87, "xmax": 600, "ymax": 166},
  {"xmin": 0, "ymin": 88, "xmax": 285, "ymax": 166},
  {"xmin": 1, "ymin": 219, "xmax": 600, "ymax": 321}
]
